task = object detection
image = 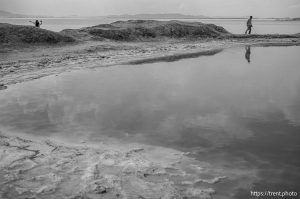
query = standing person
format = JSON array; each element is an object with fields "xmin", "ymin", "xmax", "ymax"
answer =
[
  {"xmin": 29, "ymin": 20, "xmax": 42, "ymax": 28},
  {"xmin": 245, "ymin": 16, "xmax": 253, "ymax": 34}
]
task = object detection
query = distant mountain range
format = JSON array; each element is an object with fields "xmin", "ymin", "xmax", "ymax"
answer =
[
  {"xmin": 0, "ymin": 10, "xmax": 209, "ymax": 19},
  {"xmin": 0, "ymin": 10, "xmax": 32, "ymax": 18},
  {"xmin": 106, "ymin": 13, "xmax": 209, "ymax": 19},
  {"xmin": 0, "ymin": 10, "xmax": 50, "ymax": 18},
  {"xmin": 276, "ymin": 17, "xmax": 300, "ymax": 21},
  {"xmin": 1, "ymin": 10, "xmax": 299, "ymax": 20}
]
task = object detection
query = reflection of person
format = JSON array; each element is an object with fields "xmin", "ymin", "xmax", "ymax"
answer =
[
  {"xmin": 245, "ymin": 16, "xmax": 253, "ymax": 34},
  {"xmin": 29, "ymin": 20, "xmax": 42, "ymax": 28},
  {"xmin": 245, "ymin": 46, "xmax": 251, "ymax": 63}
]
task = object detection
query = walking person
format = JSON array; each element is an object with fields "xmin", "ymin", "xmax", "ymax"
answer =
[
  {"xmin": 29, "ymin": 20, "xmax": 43, "ymax": 28},
  {"xmin": 245, "ymin": 16, "xmax": 253, "ymax": 34}
]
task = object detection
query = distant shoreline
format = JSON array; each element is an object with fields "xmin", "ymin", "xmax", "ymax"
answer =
[
  {"xmin": 1, "ymin": 10, "xmax": 299, "ymax": 20},
  {"xmin": 276, "ymin": 18, "xmax": 300, "ymax": 22},
  {"xmin": 1, "ymin": 16, "xmax": 294, "ymax": 20}
]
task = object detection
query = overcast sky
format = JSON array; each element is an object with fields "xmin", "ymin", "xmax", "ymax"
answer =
[{"xmin": 1, "ymin": 0, "xmax": 300, "ymax": 17}]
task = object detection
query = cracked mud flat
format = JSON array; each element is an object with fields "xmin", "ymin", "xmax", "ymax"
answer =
[{"xmin": 0, "ymin": 133, "xmax": 228, "ymax": 199}]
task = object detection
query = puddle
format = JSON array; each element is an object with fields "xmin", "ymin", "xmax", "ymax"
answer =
[{"xmin": 1, "ymin": 46, "xmax": 300, "ymax": 198}]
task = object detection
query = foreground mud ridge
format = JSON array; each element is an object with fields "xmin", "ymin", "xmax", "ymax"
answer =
[{"xmin": 0, "ymin": 133, "xmax": 229, "ymax": 199}]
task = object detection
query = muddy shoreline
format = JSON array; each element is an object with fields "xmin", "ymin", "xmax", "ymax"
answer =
[
  {"xmin": 1, "ymin": 21, "xmax": 299, "ymax": 87},
  {"xmin": 1, "ymin": 37, "xmax": 299, "ymax": 88}
]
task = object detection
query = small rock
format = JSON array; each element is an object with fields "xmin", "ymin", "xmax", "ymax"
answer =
[
  {"xmin": 15, "ymin": 187, "xmax": 28, "ymax": 194},
  {"xmin": 95, "ymin": 185, "xmax": 107, "ymax": 194},
  {"xmin": 195, "ymin": 176, "xmax": 227, "ymax": 184},
  {"xmin": 0, "ymin": 84, "xmax": 7, "ymax": 90},
  {"xmin": 130, "ymin": 148, "xmax": 144, "ymax": 153},
  {"xmin": 186, "ymin": 187, "xmax": 215, "ymax": 198},
  {"xmin": 69, "ymin": 195, "xmax": 86, "ymax": 199},
  {"xmin": 126, "ymin": 148, "xmax": 145, "ymax": 157},
  {"xmin": 35, "ymin": 185, "xmax": 56, "ymax": 194}
]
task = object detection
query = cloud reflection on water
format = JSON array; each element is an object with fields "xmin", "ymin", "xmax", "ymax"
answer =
[{"xmin": 0, "ymin": 46, "xmax": 300, "ymax": 196}]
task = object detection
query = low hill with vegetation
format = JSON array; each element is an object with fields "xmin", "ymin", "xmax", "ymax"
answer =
[
  {"xmin": 1, "ymin": 20, "xmax": 299, "ymax": 47},
  {"xmin": 61, "ymin": 20, "xmax": 230, "ymax": 41},
  {"xmin": 0, "ymin": 23, "xmax": 75, "ymax": 45}
]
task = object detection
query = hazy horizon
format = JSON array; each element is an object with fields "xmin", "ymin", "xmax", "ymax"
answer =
[{"xmin": 1, "ymin": 0, "xmax": 300, "ymax": 18}]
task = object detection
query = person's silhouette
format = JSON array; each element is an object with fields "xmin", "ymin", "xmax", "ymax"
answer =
[
  {"xmin": 29, "ymin": 20, "xmax": 42, "ymax": 28},
  {"xmin": 245, "ymin": 16, "xmax": 253, "ymax": 34},
  {"xmin": 245, "ymin": 46, "xmax": 251, "ymax": 63}
]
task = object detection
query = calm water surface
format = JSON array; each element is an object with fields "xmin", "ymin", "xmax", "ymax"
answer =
[
  {"xmin": 0, "ymin": 46, "xmax": 300, "ymax": 198},
  {"xmin": 1, "ymin": 17, "xmax": 300, "ymax": 34}
]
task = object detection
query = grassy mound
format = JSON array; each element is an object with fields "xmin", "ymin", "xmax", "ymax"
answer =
[
  {"xmin": 0, "ymin": 23, "xmax": 75, "ymax": 45},
  {"xmin": 64, "ymin": 20, "xmax": 230, "ymax": 41}
]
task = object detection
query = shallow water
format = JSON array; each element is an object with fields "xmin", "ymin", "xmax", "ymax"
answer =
[
  {"xmin": 1, "ymin": 46, "xmax": 300, "ymax": 198},
  {"xmin": 1, "ymin": 17, "xmax": 300, "ymax": 34}
]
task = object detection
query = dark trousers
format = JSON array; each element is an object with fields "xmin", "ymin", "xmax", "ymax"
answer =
[{"xmin": 245, "ymin": 26, "xmax": 252, "ymax": 34}]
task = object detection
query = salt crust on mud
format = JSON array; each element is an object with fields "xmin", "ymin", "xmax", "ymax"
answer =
[{"xmin": 0, "ymin": 132, "xmax": 227, "ymax": 199}]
